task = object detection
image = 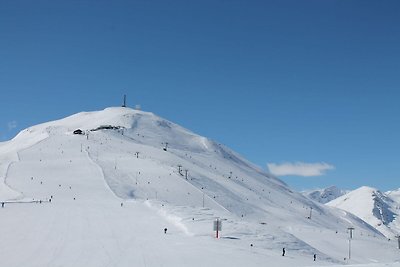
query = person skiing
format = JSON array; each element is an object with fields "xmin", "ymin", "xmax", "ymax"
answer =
[
  {"xmin": 1, "ymin": 202, "xmax": 4, "ymax": 208},
  {"xmin": 313, "ymin": 254, "xmax": 316, "ymax": 261},
  {"xmin": 282, "ymin": 247, "xmax": 285, "ymax": 256},
  {"xmin": 164, "ymin": 228, "xmax": 168, "ymax": 234}
]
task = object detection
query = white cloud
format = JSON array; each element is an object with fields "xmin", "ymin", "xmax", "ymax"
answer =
[
  {"xmin": 267, "ymin": 162, "xmax": 335, "ymax": 177},
  {"xmin": 7, "ymin": 120, "xmax": 17, "ymax": 130}
]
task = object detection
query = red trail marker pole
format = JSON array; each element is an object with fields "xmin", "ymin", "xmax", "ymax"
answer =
[{"xmin": 214, "ymin": 218, "xmax": 222, "ymax": 239}]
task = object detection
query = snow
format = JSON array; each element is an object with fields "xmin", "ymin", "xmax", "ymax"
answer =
[
  {"xmin": 1, "ymin": 107, "xmax": 400, "ymax": 267},
  {"xmin": 303, "ymin": 186, "xmax": 348, "ymax": 204},
  {"xmin": 387, "ymin": 189, "xmax": 400, "ymax": 204},
  {"xmin": 327, "ymin": 186, "xmax": 400, "ymax": 239}
]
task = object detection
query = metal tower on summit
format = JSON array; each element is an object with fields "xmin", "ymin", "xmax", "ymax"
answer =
[{"xmin": 122, "ymin": 95, "xmax": 127, "ymax": 107}]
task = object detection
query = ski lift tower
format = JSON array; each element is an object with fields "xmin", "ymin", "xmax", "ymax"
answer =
[{"xmin": 347, "ymin": 227, "xmax": 355, "ymax": 260}]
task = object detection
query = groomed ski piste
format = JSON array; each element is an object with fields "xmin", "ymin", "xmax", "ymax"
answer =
[{"xmin": 0, "ymin": 107, "xmax": 399, "ymax": 267}]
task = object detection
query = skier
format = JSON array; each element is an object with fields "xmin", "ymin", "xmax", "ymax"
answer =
[
  {"xmin": 1, "ymin": 202, "xmax": 4, "ymax": 208},
  {"xmin": 313, "ymin": 254, "xmax": 316, "ymax": 261},
  {"xmin": 164, "ymin": 228, "xmax": 168, "ymax": 234},
  {"xmin": 121, "ymin": 203, "xmax": 123, "ymax": 207},
  {"xmin": 282, "ymin": 247, "xmax": 285, "ymax": 256}
]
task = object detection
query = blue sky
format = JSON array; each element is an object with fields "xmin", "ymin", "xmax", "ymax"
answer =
[{"xmin": 1, "ymin": 0, "xmax": 399, "ymax": 191}]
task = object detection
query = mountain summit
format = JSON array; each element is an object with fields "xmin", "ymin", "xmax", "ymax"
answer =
[{"xmin": 0, "ymin": 107, "xmax": 398, "ymax": 266}]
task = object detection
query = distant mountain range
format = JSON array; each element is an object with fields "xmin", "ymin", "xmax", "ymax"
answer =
[{"xmin": 303, "ymin": 186, "xmax": 348, "ymax": 204}]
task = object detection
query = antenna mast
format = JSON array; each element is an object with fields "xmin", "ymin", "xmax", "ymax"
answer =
[{"xmin": 122, "ymin": 94, "xmax": 126, "ymax": 107}]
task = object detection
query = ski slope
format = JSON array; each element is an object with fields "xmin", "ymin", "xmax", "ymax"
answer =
[{"xmin": 1, "ymin": 107, "xmax": 399, "ymax": 267}]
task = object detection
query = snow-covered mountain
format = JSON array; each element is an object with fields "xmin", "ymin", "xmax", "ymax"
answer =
[
  {"xmin": 1, "ymin": 107, "xmax": 399, "ymax": 267},
  {"xmin": 303, "ymin": 186, "xmax": 348, "ymax": 204},
  {"xmin": 327, "ymin": 186, "xmax": 400, "ymax": 238},
  {"xmin": 387, "ymin": 188, "xmax": 400, "ymax": 204}
]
